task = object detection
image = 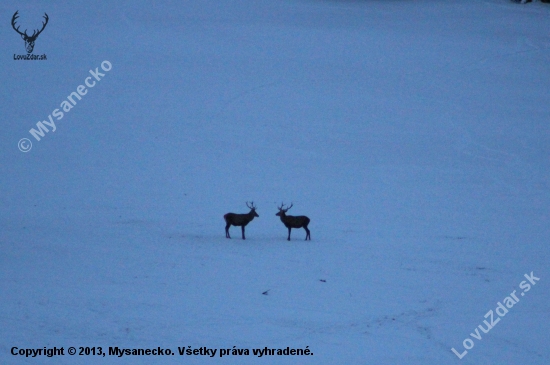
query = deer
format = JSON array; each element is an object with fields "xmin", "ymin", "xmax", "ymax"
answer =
[
  {"xmin": 11, "ymin": 11, "xmax": 49, "ymax": 54},
  {"xmin": 224, "ymin": 202, "xmax": 259, "ymax": 240},
  {"xmin": 276, "ymin": 203, "xmax": 310, "ymax": 241}
]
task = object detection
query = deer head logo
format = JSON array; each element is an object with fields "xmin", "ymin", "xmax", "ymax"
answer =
[{"xmin": 11, "ymin": 11, "xmax": 49, "ymax": 54}]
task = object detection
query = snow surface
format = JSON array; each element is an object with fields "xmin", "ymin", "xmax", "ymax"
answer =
[{"xmin": 1, "ymin": 0, "xmax": 549, "ymax": 364}]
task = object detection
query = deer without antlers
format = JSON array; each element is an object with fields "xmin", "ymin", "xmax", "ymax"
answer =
[
  {"xmin": 276, "ymin": 203, "xmax": 310, "ymax": 241},
  {"xmin": 224, "ymin": 202, "xmax": 259, "ymax": 240},
  {"xmin": 11, "ymin": 11, "xmax": 49, "ymax": 54}
]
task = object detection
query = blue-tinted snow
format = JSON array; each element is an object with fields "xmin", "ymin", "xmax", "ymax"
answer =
[{"xmin": 1, "ymin": 0, "xmax": 549, "ymax": 364}]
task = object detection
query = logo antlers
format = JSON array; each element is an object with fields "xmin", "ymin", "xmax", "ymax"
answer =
[{"xmin": 12, "ymin": 10, "xmax": 49, "ymax": 54}]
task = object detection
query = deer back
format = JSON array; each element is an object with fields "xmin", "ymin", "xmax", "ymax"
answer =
[{"xmin": 278, "ymin": 212, "xmax": 309, "ymax": 228}]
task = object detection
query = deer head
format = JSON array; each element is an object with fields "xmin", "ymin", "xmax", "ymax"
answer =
[
  {"xmin": 276, "ymin": 202, "xmax": 293, "ymax": 216},
  {"xmin": 12, "ymin": 11, "xmax": 49, "ymax": 54},
  {"xmin": 246, "ymin": 201, "xmax": 259, "ymax": 217}
]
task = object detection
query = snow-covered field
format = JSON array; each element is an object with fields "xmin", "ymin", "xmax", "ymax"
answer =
[{"xmin": 1, "ymin": 0, "xmax": 549, "ymax": 363}]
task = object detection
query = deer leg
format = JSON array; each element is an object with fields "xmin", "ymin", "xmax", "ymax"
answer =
[
  {"xmin": 304, "ymin": 226, "xmax": 310, "ymax": 240},
  {"xmin": 241, "ymin": 225, "xmax": 246, "ymax": 240},
  {"xmin": 225, "ymin": 223, "xmax": 231, "ymax": 238},
  {"xmin": 287, "ymin": 227, "xmax": 291, "ymax": 241}
]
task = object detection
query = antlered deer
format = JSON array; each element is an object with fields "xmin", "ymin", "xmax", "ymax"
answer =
[
  {"xmin": 224, "ymin": 202, "xmax": 259, "ymax": 240},
  {"xmin": 11, "ymin": 11, "xmax": 49, "ymax": 54},
  {"xmin": 276, "ymin": 203, "xmax": 310, "ymax": 241}
]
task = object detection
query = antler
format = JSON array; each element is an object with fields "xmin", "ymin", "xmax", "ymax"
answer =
[
  {"xmin": 11, "ymin": 11, "xmax": 48, "ymax": 40},
  {"xmin": 11, "ymin": 11, "xmax": 26, "ymax": 37},
  {"xmin": 277, "ymin": 202, "xmax": 292, "ymax": 212},
  {"xmin": 30, "ymin": 13, "xmax": 48, "ymax": 39},
  {"xmin": 246, "ymin": 201, "xmax": 256, "ymax": 209}
]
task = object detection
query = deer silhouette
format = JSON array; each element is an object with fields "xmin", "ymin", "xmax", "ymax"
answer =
[
  {"xmin": 224, "ymin": 202, "xmax": 259, "ymax": 240},
  {"xmin": 12, "ymin": 11, "xmax": 49, "ymax": 54},
  {"xmin": 276, "ymin": 203, "xmax": 310, "ymax": 241}
]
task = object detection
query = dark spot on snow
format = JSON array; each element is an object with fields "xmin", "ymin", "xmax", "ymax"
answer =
[{"xmin": 115, "ymin": 219, "xmax": 147, "ymax": 225}]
